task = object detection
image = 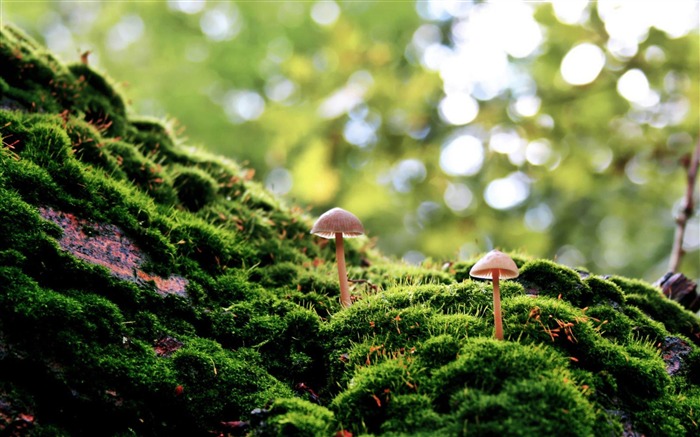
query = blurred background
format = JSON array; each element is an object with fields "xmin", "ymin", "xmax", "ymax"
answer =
[{"xmin": 3, "ymin": 0, "xmax": 698, "ymax": 281}]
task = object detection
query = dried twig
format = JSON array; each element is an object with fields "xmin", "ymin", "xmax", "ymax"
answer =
[{"xmin": 669, "ymin": 138, "xmax": 700, "ymax": 272}]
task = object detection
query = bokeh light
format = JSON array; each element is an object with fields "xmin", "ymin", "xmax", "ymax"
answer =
[
  {"xmin": 439, "ymin": 135, "xmax": 484, "ymax": 177},
  {"xmin": 560, "ymin": 43, "xmax": 606, "ymax": 86}
]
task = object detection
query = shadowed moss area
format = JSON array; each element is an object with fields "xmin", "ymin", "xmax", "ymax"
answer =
[{"xmin": 2, "ymin": 24, "xmax": 700, "ymax": 436}]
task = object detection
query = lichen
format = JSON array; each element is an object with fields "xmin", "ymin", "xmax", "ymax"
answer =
[{"xmin": 1, "ymin": 23, "xmax": 700, "ymax": 436}]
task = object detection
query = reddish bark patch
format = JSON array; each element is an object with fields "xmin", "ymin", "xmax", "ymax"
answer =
[
  {"xmin": 0, "ymin": 395, "xmax": 34, "ymax": 435},
  {"xmin": 154, "ymin": 336, "xmax": 184, "ymax": 357},
  {"xmin": 660, "ymin": 336, "xmax": 692, "ymax": 376},
  {"xmin": 39, "ymin": 206, "xmax": 188, "ymax": 298}
]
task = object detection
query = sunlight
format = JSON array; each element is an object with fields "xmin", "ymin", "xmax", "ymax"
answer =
[
  {"xmin": 556, "ymin": 245, "xmax": 587, "ymax": 268},
  {"xmin": 444, "ymin": 182, "xmax": 473, "ymax": 212},
  {"xmin": 265, "ymin": 167, "xmax": 293, "ymax": 196},
  {"xmin": 524, "ymin": 203, "xmax": 554, "ymax": 232},
  {"xmin": 223, "ymin": 90, "xmax": 265, "ymax": 123},
  {"xmin": 200, "ymin": 5, "xmax": 241, "ymax": 41},
  {"xmin": 617, "ymin": 69, "xmax": 657, "ymax": 107},
  {"xmin": 43, "ymin": 20, "xmax": 74, "ymax": 55},
  {"xmin": 265, "ymin": 76, "xmax": 297, "ymax": 104},
  {"xmin": 167, "ymin": 0, "xmax": 206, "ymax": 15},
  {"xmin": 525, "ymin": 139, "xmax": 552, "ymax": 166},
  {"xmin": 311, "ymin": 1, "xmax": 340, "ymax": 27},
  {"xmin": 512, "ymin": 95, "xmax": 541, "ymax": 118},
  {"xmin": 490, "ymin": 129, "xmax": 522, "ymax": 155},
  {"xmin": 560, "ymin": 43, "xmax": 606, "ymax": 86},
  {"xmin": 551, "ymin": 0, "xmax": 589, "ymax": 25},
  {"xmin": 484, "ymin": 172, "xmax": 530, "ymax": 210},
  {"xmin": 391, "ymin": 159, "xmax": 427, "ymax": 193},
  {"xmin": 106, "ymin": 15, "xmax": 144, "ymax": 51},
  {"xmin": 438, "ymin": 92, "xmax": 479, "ymax": 125},
  {"xmin": 439, "ymin": 135, "xmax": 484, "ymax": 176},
  {"xmin": 430, "ymin": 1, "xmax": 542, "ymax": 103}
]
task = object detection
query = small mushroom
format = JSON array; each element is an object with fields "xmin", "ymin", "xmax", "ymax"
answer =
[
  {"xmin": 469, "ymin": 250, "xmax": 519, "ymax": 340},
  {"xmin": 311, "ymin": 208, "xmax": 365, "ymax": 308}
]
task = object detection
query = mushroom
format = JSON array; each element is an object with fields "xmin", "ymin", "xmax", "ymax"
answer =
[
  {"xmin": 311, "ymin": 207, "xmax": 365, "ymax": 308},
  {"xmin": 469, "ymin": 250, "xmax": 519, "ymax": 340}
]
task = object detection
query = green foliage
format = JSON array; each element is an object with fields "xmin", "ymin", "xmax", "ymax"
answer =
[{"xmin": 6, "ymin": 1, "xmax": 697, "ymax": 280}]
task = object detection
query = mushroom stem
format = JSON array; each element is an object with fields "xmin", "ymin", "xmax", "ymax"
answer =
[
  {"xmin": 492, "ymin": 271, "xmax": 503, "ymax": 340},
  {"xmin": 335, "ymin": 232, "xmax": 351, "ymax": 308}
]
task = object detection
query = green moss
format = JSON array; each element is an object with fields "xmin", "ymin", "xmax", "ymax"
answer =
[
  {"xmin": 358, "ymin": 263, "xmax": 456, "ymax": 289},
  {"xmin": 331, "ymin": 356, "xmax": 420, "ymax": 434},
  {"xmin": 622, "ymin": 305, "xmax": 669, "ymax": 343},
  {"xmin": 126, "ymin": 117, "xmax": 186, "ymax": 164},
  {"xmin": 584, "ymin": 275, "xmax": 625, "ymax": 306},
  {"xmin": 0, "ymin": 76, "xmax": 9, "ymax": 94},
  {"xmin": 380, "ymin": 394, "xmax": 443, "ymax": 434},
  {"xmin": 584, "ymin": 304, "xmax": 634, "ymax": 343},
  {"xmin": 67, "ymin": 63, "xmax": 128, "ymax": 137},
  {"xmin": 444, "ymin": 378, "xmax": 596, "ymax": 436},
  {"xmin": 102, "ymin": 140, "xmax": 177, "ymax": 204},
  {"xmin": 172, "ymin": 166, "xmax": 219, "ymax": 212},
  {"xmin": 517, "ymin": 259, "xmax": 593, "ymax": 307},
  {"xmin": 171, "ymin": 340, "xmax": 293, "ymax": 427},
  {"xmin": 416, "ymin": 334, "xmax": 460, "ymax": 368},
  {"xmin": 263, "ymin": 397, "xmax": 336, "ymax": 436},
  {"xmin": 615, "ymin": 278, "xmax": 700, "ymax": 342}
]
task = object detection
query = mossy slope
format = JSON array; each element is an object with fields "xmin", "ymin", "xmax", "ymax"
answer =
[{"xmin": 2, "ymin": 25, "xmax": 700, "ymax": 436}]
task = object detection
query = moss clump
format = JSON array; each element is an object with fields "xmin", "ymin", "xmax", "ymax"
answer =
[
  {"xmin": 261, "ymin": 397, "xmax": 336, "ymax": 436},
  {"xmin": 517, "ymin": 259, "xmax": 594, "ymax": 307},
  {"xmin": 611, "ymin": 276, "xmax": 700, "ymax": 343},
  {"xmin": 2, "ymin": 22, "xmax": 700, "ymax": 436},
  {"xmin": 172, "ymin": 166, "xmax": 219, "ymax": 211}
]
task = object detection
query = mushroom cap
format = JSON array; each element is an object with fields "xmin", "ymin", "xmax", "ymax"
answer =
[
  {"xmin": 310, "ymin": 207, "xmax": 365, "ymax": 239},
  {"xmin": 469, "ymin": 250, "xmax": 519, "ymax": 279}
]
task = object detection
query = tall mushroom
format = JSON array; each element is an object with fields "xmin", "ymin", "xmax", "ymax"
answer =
[
  {"xmin": 469, "ymin": 250, "xmax": 519, "ymax": 340},
  {"xmin": 311, "ymin": 207, "xmax": 365, "ymax": 308}
]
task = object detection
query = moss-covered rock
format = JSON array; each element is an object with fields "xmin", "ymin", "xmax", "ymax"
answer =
[{"xmin": 2, "ymin": 23, "xmax": 700, "ymax": 436}]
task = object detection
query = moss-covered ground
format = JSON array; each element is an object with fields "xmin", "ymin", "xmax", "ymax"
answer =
[{"xmin": 2, "ymin": 25, "xmax": 700, "ymax": 436}]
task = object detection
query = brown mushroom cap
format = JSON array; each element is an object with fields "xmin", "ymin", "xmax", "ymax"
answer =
[
  {"xmin": 469, "ymin": 250, "xmax": 519, "ymax": 279},
  {"xmin": 310, "ymin": 207, "xmax": 365, "ymax": 239}
]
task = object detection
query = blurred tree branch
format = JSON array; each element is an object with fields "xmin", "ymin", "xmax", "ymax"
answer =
[{"xmin": 669, "ymin": 137, "xmax": 700, "ymax": 273}]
